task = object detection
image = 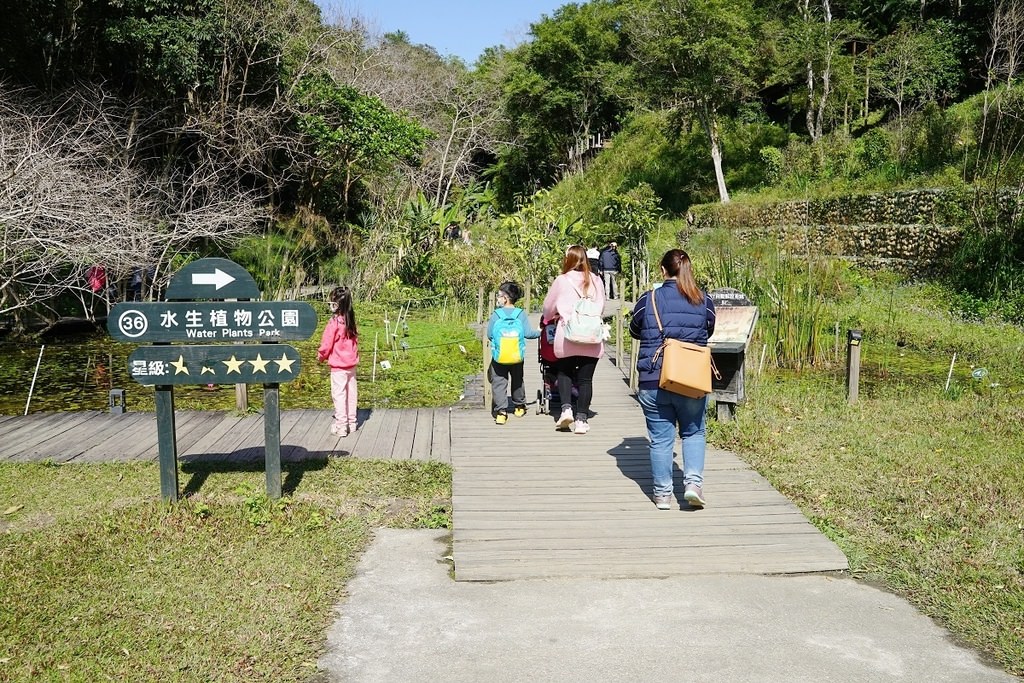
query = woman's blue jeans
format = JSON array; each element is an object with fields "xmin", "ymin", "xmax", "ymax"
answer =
[{"xmin": 636, "ymin": 388, "xmax": 708, "ymax": 496}]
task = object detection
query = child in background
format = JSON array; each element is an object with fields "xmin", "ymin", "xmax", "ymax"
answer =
[
  {"xmin": 487, "ymin": 281, "xmax": 540, "ymax": 424},
  {"xmin": 317, "ymin": 286, "xmax": 359, "ymax": 437}
]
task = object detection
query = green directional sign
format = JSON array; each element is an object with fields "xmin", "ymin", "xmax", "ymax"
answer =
[
  {"xmin": 127, "ymin": 344, "xmax": 302, "ymax": 385},
  {"xmin": 108, "ymin": 301, "xmax": 318, "ymax": 343},
  {"xmin": 164, "ymin": 257, "xmax": 262, "ymax": 301}
]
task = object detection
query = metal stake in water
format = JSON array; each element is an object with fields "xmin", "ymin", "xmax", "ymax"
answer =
[{"xmin": 24, "ymin": 344, "xmax": 45, "ymax": 415}]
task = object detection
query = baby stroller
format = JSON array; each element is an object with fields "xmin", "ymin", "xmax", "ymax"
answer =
[{"xmin": 536, "ymin": 316, "xmax": 577, "ymax": 415}]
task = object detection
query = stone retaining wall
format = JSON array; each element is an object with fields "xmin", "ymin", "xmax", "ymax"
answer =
[{"xmin": 686, "ymin": 188, "xmax": 974, "ymax": 268}]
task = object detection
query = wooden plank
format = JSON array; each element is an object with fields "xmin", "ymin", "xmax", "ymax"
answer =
[
  {"xmin": 282, "ymin": 409, "xmax": 329, "ymax": 460},
  {"xmin": 409, "ymin": 409, "xmax": 434, "ymax": 461},
  {"xmin": 454, "ymin": 522, "xmax": 823, "ymax": 540},
  {"xmin": 72, "ymin": 413, "xmax": 155, "ymax": 462},
  {"xmin": 38, "ymin": 412, "xmax": 146, "ymax": 462},
  {"xmin": 295, "ymin": 409, "xmax": 339, "ymax": 457},
  {"xmin": 179, "ymin": 413, "xmax": 245, "ymax": 458},
  {"xmin": 455, "ymin": 555, "xmax": 848, "ymax": 582},
  {"xmin": 269, "ymin": 409, "xmax": 304, "ymax": 457},
  {"xmin": 0, "ymin": 412, "xmax": 103, "ymax": 460},
  {"xmin": 175, "ymin": 412, "xmax": 229, "ymax": 454},
  {"xmin": 391, "ymin": 409, "xmax": 418, "ymax": 460},
  {"xmin": 0, "ymin": 413, "xmax": 81, "ymax": 455},
  {"xmin": 226, "ymin": 414, "xmax": 272, "ymax": 462},
  {"xmin": 453, "ymin": 507, "xmax": 808, "ymax": 523},
  {"xmin": 347, "ymin": 408, "xmax": 386, "ymax": 459},
  {"xmin": 430, "ymin": 408, "xmax": 451, "ymax": 463},
  {"xmin": 361, "ymin": 409, "xmax": 401, "ymax": 459}
]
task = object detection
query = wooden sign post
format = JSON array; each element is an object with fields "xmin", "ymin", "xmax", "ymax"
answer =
[{"xmin": 108, "ymin": 258, "xmax": 316, "ymax": 501}]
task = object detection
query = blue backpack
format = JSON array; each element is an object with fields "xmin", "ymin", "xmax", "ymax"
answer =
[{"xmin": 490, "ymin": 308, "xmax": 526, "ymax": 364}]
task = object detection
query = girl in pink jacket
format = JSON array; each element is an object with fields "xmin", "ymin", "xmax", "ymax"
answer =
[
  {"xmin": 541, "ymin": 245, "xmax": 606, "ymax": 434},
  {"xmin": 318, "ymin": 286, "xmax": 359, "ymax": 437}
]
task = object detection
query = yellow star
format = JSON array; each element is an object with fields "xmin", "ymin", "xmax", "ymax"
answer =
[
  {"xmin": 201, "ymin": 366, "xmax": 215, "ymax": 375},
  {"xmin": 170, "ymin": 355, "xmax": 189, "ymax": 375},
  {"xmin": 223, "ymin": 355, "xmax": 244, "ymax": 374},
  {"xmin": 248, "ymin": 353, "xmax": 269, "ymax": 373},
  {"xmin": 274, "ymin": 353, "xmax": 296, "ymax": 373}
]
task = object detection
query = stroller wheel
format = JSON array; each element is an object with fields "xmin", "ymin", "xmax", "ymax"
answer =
[{"xmin": 536, "ymin": 389, "xmax": 544, "ymax": 414}]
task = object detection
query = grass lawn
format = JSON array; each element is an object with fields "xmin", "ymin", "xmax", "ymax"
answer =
[
  {"xmin": 0, "ymin": 459, "xmax": 451, "ymax": 681},
  {"xmin": 708, "ymin": 281, "xmax": 1024, "ymax": 675}
]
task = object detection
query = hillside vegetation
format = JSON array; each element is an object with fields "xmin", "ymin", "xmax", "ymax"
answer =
[{"xmin": 0, "ymin": 0, "xmax": 1021, "ymax": 330}]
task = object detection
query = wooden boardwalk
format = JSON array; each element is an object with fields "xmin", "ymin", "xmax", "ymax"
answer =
[
  {"xmin": 0, "ymin": 407, "xmax": 452, "ymax": 464},
  {"xmin": 450, "ymin": 339, "xmax": 849, "ymax": 581},
  {"xmin": 0, "ymin": 330, "xmax": 848, "ymax": 582}
]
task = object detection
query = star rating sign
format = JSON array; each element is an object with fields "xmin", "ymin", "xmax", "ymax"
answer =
[
  {"xmin": 125, "ymin": 344, "xmax": 302, "ymax": 386},
  {"xmin": 170, "ymin": 355, "xmax": 189, "ymax": 375},
  {"xmin": 223, "ymin": 355, "xmax": 244, "ymax": 374},
  {"xmin": 248, "ymin": 353, "xmax": 270, "ymax": 373},
  {"xmin": 274, "ymin": 353, "xmax": 296, "ymax": 373}
]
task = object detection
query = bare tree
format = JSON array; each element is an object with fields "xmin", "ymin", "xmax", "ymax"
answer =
[
  {"xmin": 987, "ymin": 0, "xmax": 1024, "ymax": 94},
  {"xmin": 331, "ymin": 34, "xmax": 507, "ymax": 209},
  {"xmin": 0, "ymin": 86, "xmax": 266, "ymax": 330}
]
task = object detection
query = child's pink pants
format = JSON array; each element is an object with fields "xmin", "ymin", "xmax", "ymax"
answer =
[{"xmin": 330, "ymin": 367, "xmax": 358, "ymax": 429}]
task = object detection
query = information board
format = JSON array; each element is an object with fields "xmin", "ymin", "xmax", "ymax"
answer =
[
  {"xmin": 707, "ymin": 288, "xmax": 758, "ymax": 352},
  {"xmin": 108, "ymin": 301, "xmax": 317, "ymax": 343}
]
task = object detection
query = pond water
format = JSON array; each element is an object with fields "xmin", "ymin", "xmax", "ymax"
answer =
[{"xmin": 0, "ymin": 330, "xmax": 332, "ymax": 415}]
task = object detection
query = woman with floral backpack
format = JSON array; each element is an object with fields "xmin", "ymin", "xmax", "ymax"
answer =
[{"xmin": 541, "ymin": 245, "xmax": 606, "ymax": 434}]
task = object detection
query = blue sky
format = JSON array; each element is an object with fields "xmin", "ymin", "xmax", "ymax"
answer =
[{"xmin": 324, "ymin": 1, "xmax": 570, "ymax": 63}]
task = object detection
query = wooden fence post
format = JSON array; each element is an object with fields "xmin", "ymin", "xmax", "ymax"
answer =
[
  {"xmin": 616, "ymin": 305, "xmax": 624, "ymax": 370},
  {"xmin": 846, "ymin": 329, "xmax": 862, "ymax": 404}
]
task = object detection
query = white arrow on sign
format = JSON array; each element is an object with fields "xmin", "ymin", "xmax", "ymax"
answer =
[{"xmin": 191, "ymin": 268, "xmax": 236, "ymax": 290}]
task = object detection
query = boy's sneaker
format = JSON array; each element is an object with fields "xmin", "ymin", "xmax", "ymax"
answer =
[
  {"xmin": 495, "ymin": 412, "xmax": 508, "ymax": 425},
  {"xmin": 513, "ymin": 406, "xmax": 527, "ymax": 418},
  {"xmin": 653, "ymin": 494, "xmax": 673, "ymax": 510},
  {"xmin": 573, "ymin": 419, "xmax": 590, "ymax": 435},
  {"xmin": 556, "ymin": 407, "xmax": 574, "ymax": 430},
  {"xmin": 684, "ymin": 484, "xmax": 706, "ymax": 508}
]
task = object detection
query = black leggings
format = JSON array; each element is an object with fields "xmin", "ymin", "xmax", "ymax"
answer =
[{"xmin": 555, "ymin": 355, "xmax": 598, "ymax": 420}]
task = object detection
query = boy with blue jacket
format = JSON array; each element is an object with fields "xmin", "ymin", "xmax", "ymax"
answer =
[{"xmin": 487, "ymin": 281, "xmax": 540, "ymax": 424}]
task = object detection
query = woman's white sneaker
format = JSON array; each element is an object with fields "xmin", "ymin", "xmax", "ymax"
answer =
[{"xmin": 573, "ymin": 420, "xmax": 590, "ymax": 434}]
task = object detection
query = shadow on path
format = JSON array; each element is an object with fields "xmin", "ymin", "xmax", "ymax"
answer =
[{"xmin": 180, "ymin": 448, "xmax": 330, "ymax": 497}]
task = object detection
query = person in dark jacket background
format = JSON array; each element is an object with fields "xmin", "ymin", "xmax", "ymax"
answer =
[
  {"xmin": 629, "ymin": 249, "xmax": 716, "ymax": 510},
  {"xmin": 598, "ymin": 242, "xmax": 621, "ymax": 299}
]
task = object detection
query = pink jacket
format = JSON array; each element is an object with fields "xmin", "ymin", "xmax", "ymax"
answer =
[
  {"xmin": 542, "ymin": 270, "xmax": 606, "ymax": 359},
  {"xmin": 317, "ymin": 316, "xmax": 359, "ymax": 369}
]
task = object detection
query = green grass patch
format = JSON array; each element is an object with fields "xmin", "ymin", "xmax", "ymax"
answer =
[
  {"xmin": 708, "ymin": 283, "xmax": 1024, "ymax": 674},
  {"xmin": 0, "ymin": 459, "xmax": 451, "ymax": 681}
]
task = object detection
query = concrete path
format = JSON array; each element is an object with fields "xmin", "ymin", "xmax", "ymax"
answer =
[{"xmin": 319, "ymin": 529, "xmax": 1018, "ymax": 682}]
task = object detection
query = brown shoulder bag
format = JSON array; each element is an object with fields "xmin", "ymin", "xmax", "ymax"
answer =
[{"xmin": 649, "ymin": 288, "xmax": 720, "ymax": 398}]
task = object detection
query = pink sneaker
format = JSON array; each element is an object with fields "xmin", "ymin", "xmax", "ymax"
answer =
[{"xmin": 683, "ymin": 484, "xmax": 706, "ymax": 508}]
